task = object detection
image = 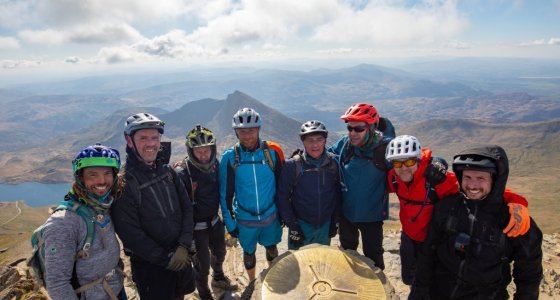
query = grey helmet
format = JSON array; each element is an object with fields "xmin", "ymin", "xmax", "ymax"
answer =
[
  {"xmin": 124, "ymin": 113, "xmax": 165, "ymax": 136},
  {"xmin": 299, "ymin": 120, "xmax": 328, "ymax": 140},
  {"xmin": 232, "ymin": 108, "xmax": 262, "ymax": 129}
]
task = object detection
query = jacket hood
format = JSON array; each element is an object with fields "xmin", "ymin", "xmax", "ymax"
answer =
[{"xmin": 452, "ymin": 145, "xmax": 509, "ymax": 205}]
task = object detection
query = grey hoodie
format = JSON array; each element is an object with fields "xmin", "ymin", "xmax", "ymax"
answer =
[{"xmin": 43, "ymin": 207, "xmax": 124, "ymax": 300}]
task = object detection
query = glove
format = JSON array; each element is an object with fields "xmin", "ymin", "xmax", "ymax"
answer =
[
  {"xmin": 424, "ymin": 158, "xmax": 447, "ymax": 185},
  {"xmin": 166, "ymin": 245, "xmax": 190, "ymax": 271},
  {"xmin": 408, "ymin": 284, "xmax": 430, "ymax": 300},
  {"xmin": 228, "ymin": 228, "xmax": 239, "ymax": 238},
  {"xmin": 503, "ymin": 203, "xmax": 530, "ymax": 237},
  {"xmin": 225, "ymin": 232, "xmax": 239, "ymax": 248},
  {"xmin": 289, "ymin": 226, "xmax": 305, "ymax": 247},
  {"xmin": 329, "ymin": 222, "xmax": 338, "ymax": 238}
]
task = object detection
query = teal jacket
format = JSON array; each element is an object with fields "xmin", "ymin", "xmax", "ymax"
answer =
[
  {"xmin": 219, "ymin": 140, "xmax": 283, "ymax": 232},
  {"xmin": 328, "ymin": 134, "xmax": 392, "ymax": 222}
]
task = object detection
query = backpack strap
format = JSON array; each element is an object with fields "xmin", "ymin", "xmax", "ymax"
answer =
[
  {"xmin": 341, "ymin": 137, "xmax": 390, "ymax": 172},
  {"xmin": 56, "ymin": 200, "xmax": 95, "ymax": 258},
  {"xmin": 233, "ymin": 141, "xmax": 281, "ymax": 174},
  {"xmin": 291, "ymin": 154, "xmax": 305, "ymax": 193},
  {"xmin": 181, "ymin": 158, "xmax": 196, "ymax": 205}
]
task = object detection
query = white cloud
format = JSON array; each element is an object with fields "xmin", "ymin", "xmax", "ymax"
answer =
[
  {"xmin": 65, "ymin": 56, "xmax": 81, "ymax": 64},
  {"xmin": 18, "ymin": 29, "xmax": 66, "ymax": 45},
  {"xmin": 443, "ymin": 40, "xmax": 470, "ymax": 49},
  {"xmin": 311, "ymin": 1, "xmax": 467, "ymax": 46},
  {"xmin": 31, "ymin": 0, "xmax": 187, "ymax": 26},
  {"xmin": 548, "ymin": 38, "xmax": 560, "ymax": 45},
  {"xmin": 18, "ymin": 23, "xmax": 143, "ymax": 45},
  {"xmin": 519, "ymin": 38, "xmax": 560, "ymax": 47},
  {"xmin": 67, "ymin": 23, "xmax": 143, "ymax": 44},
  {"xmin": 0, "ymin": 36, "xmax": 20, "ymax": 49},
  {"xmin": 1, "ymin": 59, "xmax": 43, "ymax": 69}
]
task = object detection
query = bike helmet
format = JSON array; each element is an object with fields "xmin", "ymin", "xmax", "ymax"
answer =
[
  {"xmin": 340, "ymin": 103, "xmax": 379, "ymax": 127},
  {"xmin": 72, "ymin": 144, "xmax": 121, "ymax": 175},
  {"xmin": 386, "ymin": 135, "xmax": 422, "ymax": 161},
  {"xmin": 232, "ymin": 108, "xmax": 262, "ymax": 129},
  {"xmin": 452, "ymin": 154, "xmax": 497, "ymax": 174},
  {"xmin": 185, "ymin": 125, "xmax": 217, "ymax": 170},
  {"xmin": 299, "ymin": 120, "xmax": 328, "ymax": 140},
  {"xmin": 124, "ymin": 113, "xmax": 165, "ymax": 136},
  {"xmin": 186, "ymin": 125, "xmax": 216, "ymax": 148}
]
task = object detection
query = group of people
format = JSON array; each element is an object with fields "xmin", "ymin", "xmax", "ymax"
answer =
[{"xmin": 38, "ymin": 102, "xmax": 543, "ymax": 300}]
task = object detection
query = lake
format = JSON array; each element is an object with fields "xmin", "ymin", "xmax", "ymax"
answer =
[{"xmin": 0, "ymin": 182, "xmax": 70, "ymax": 207}]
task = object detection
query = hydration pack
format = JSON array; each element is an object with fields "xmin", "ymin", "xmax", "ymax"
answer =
[{"xmin": 27, "ymin": 199, "xmax": 95, "ymax": 288}]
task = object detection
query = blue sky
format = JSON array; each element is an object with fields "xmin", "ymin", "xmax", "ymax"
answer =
[{"xmin": 0, "ymin": 0, "xmax": 559, "ymax": 75}]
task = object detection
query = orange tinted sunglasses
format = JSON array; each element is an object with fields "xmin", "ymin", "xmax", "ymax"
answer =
[{"xmin": 392, "ymin": 158, "xmax": 418, "ymax": 168}]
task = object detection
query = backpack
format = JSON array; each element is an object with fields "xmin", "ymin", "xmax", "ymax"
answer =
[
  {"xmin": 27, "ymin": 199, "xmax": 95, "ymax": 288},
  {"xmin": 232, "ymin": 140, "xmax": 284, "ymax": 174},
  {"xmin": 391, "ymin": 156, "xmax": 448, "ymax": 222}
]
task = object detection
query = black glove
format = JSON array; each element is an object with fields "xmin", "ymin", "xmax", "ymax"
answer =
[
  {"xmin": 329, "ymin": 222, "xmax": 338, "ymax": 238},
  {"xmin": 229, "ymin": 228, "xmax": 239, "ymax": 238},
  {"xmin": 408, "ymin": 284, "xmax": 430, "ymax": 300},
  {"xmin": 289, "ymin": 226, "xmax": 305, "ymax": 247},
  {"xmin": 424, "ymin": 158, "xmax": 447, "ymax": 186}
]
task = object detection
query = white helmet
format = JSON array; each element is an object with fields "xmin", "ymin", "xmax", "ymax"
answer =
[
  {"xmin": 386, "ymin": 135, "xmax": 422, "ymax": 161},
  {"xmin": 232, "ymin": 108, "xmax": 262, "ymax": 129}
]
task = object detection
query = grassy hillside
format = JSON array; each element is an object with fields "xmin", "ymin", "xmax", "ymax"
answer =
[{"xmin": 0, "ymin": 201, "xmax": 50, "ymax": 265}]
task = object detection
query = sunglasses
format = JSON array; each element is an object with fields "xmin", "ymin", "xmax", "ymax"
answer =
[
  {"xmin": 347, "ymin": 125, "xmax": 367, "ymax": 133},
  {"xmin": 392, "ymin": 158, "xmax": 418, "ymax": 168}
]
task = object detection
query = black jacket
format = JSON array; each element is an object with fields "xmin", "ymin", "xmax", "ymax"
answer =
[
  {"xmin": 411, "ymin": 145, "xmax": 542, "ymax": 300},
  {"xmin": 112, "ymin": 147, "xmax": 194, "ymax": 267},
  {"xmin": 175, "ymin": 159, "xmax": 220, "ymax": 223}
]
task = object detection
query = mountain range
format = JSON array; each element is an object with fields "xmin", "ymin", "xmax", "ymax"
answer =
[{"xmin": 0, "ymin": 91, "xmax": 307, "ymax": 183}]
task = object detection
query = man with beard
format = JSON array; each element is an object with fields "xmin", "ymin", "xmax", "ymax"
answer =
[{"xmin": 112, "ymin": 113, "xmax": 195, "ymax": 300}]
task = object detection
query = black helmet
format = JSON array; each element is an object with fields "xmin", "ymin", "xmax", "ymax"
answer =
[
  {"xmin": 299, "ymin": 120, "xmax": 328, "ymax": 140},
  {"xmin": 452, "ymin": 154, "xmax": 497, "ymax": 174}
]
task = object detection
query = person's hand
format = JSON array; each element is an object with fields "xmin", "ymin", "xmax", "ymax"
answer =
[
  {"xmin": 424, "ymin": 158, "xmax": 447, "ymax": 185},
  {"xmin": 503, "ymin": 203, "xmax": 530, "ymax": 237},
  {"xmin": 289, "ymin": 226, "xmax": 305, "ymax": 247},
  {"xmin": 329, "ymin": 222, "xmax": 338, "ymax": 238},
  {"xmin": 172, "ymin": 159, "xmax": 186, "ymax": 169},
  {"xmin": 408, "ymin": 284, "xmax": 430, "ymax": 300},
  {"xmin": 225, "ymin": 232, "xmax": 238, "ymax": 247},
  {"xmin": 166, "ymin": 246, "xmax": 190, "ymax": 271}
]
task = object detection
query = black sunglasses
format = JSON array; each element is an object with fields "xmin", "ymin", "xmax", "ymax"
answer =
[{"xmin": 347, "ymin": 125, "xmax": 367, "ymax": 133}]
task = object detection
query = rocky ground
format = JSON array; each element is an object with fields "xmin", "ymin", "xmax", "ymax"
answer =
[{"xmin": 1, "ymin": 227, "xmax": 559, "ymax": 300}]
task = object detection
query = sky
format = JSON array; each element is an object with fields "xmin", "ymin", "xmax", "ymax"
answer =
[{"xmin": 0, "ymin": 0, "xmax": 559, "ymax": 79}]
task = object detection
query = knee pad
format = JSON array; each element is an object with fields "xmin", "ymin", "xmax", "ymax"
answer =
[
  {"xmin": 265, "ymin": 245, "xmax": 278, "ymax": 262},
  {"xmin": 243, "ymin": 251, "xmax": 256, "ymax": 270}
]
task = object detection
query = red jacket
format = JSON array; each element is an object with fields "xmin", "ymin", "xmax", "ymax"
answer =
[{"xmin": 388, "ymin": 149, "xmax": 528, "ymax": 242}]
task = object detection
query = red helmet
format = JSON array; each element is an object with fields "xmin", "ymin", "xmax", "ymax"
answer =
[{"xmin": 340, "ymin": 103, "xmax": 379, "ymax": 126}]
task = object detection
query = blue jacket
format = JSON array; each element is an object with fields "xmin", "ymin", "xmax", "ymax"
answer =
[
  {"xmin": 219, "ymin": 140, "xmax": 283, "ymax": 232},
  {"xmin": 276, "ymin": 152, "xmax": 341, "ymax": 229},
  {"xmin": 328, "ymin": 134, "xmax": 391, "ymax": 222}
]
